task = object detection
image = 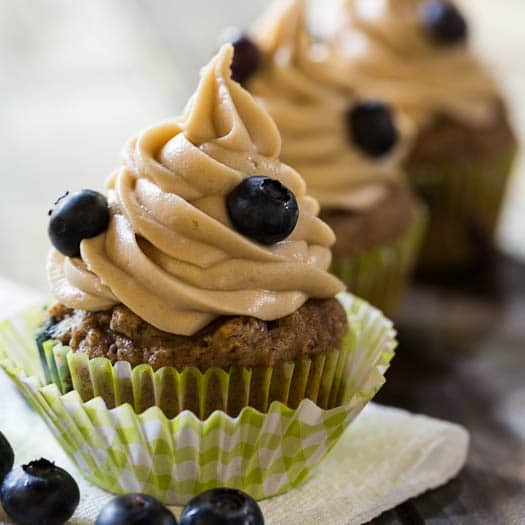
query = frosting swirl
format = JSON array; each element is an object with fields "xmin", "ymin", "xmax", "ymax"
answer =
[
  {"xmin": 47, "ymin": 45, "xmax": 343, "ymax": 336},
  {"xmin": 247, "ymin": 0, "xmax": 413, "ymax": 212},
  {"xmin": 328, "ymin": 0, "xmax": 500, "ymax": 128}
]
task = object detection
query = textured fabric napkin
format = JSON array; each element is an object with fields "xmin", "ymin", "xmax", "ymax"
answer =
[{"xmin": 0, "ymin": 278, "xmax": 469, "ymax": 524}]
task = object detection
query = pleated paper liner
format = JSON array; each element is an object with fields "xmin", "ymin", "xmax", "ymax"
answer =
[
  {"xmin": 38, "ymin": 334, "xmax": 357, "ymax": 419},
  {"xmin": 407, "ymin": 145, "xmax": 517, "ymax": 272},
  {"xmin": 0, "ymin": 293, "xmax": 396, "ymax": 505},
  {"xmin": 330, "ymin": 203, "xmax": 427, "ymax": 317}
]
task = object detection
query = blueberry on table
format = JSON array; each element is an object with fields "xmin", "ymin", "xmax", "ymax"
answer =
[
  {"xmin": 219, "ymin": 27, "xmax": 261, "ymax": 83},
  {"xmin": 0, "ymin": 458, "xmax": 80, "ymax": 525},
  {"xmin": 419, "ymin": 0, "xmax": 468, "ymax": 45},
  {"xmin": 0, "ymin": 431, "xmax": 14, "ymax": 484},
  {"xmin": 95, "ymin": 494, "xmax": 177, "ymax": 525},
  {"xmin": 227, "ymin": 176, "xmax": 299, "ymax": 245},
  {"xmin": 346, "ymin": 101, "xmax": 398, "ymax": 158},
  {"xmin": 180, "ymin": 488, "xmax": 264, "ymax": 525},
  {"xmin": 48, "ymin": 189, "xmax": 110, "ymax": 257}
]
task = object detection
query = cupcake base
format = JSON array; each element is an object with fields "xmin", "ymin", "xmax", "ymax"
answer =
[
  {"xmin": 407, "ymin": 146, "xmax": 516, "ymax": 272},
  {"xmin": 0, "ymin": 293, "xmax": 396, "ymax": 505},
  {"xmin": 39, "ymin": 339, "xmax": 356, "ymax": 419},
  {"xmin": 406, "ymin": 101, "xmax": 517, "ymax": 273},
  {"xmin": 37, "ymin": 298, "xmax": 350, "ymax": 418},
  {"xmin": 330, "ymin": 204, "xmax": 427, "ymax": 316}
]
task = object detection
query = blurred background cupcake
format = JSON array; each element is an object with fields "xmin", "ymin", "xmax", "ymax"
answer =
[
  {"xmin": 238, "ymin": 0, "xmax": 425, "ymax": 316},
  {"xmin": 327, "ymin": 0, "xmax": 518, "ymax": 274}
]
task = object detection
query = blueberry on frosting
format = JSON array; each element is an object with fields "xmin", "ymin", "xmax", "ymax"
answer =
[
  {"xmin": 227, "ymin": 176, "xmax": 299, "ymax": 245},
  {"xmin": 346, "ymin": 101, "xmax": 398, "ymax": 158},
  {"xmin": 219, "ymin": 27, "xmax": 261, "ymax": 84},
  {"xmin": 48, "ymin": 189, "xmax": 110, "ymax": 257},
  {"xmin": 419, "ymin": 0, "xmax": 468, "ymax": 45}
]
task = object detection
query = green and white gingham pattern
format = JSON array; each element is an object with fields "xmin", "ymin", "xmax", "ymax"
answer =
[{"xmin": 0, "ymin": 293, "xmax": 396, "ymax": 505}]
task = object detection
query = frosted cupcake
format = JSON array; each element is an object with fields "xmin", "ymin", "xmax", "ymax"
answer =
[
  {"xmin": 41, "ymin": 43, "xmax": 353, "ymax": 418},
  {"xmin": 330, "ymin": 0, "xmax": 517, "ymax": 272},
  {"xmin": 235, "ymin": 0, "xmax": 425, "ymax": 316},
  {"xmin": 1, "ymin": 45, "xmax": 397, "ymax": 504}
]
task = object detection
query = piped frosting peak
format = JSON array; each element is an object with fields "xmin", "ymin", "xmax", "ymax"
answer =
[
  {"xmin": 248, "ymin": 0, "xmax": 412, "ymax": 211},
  {"xmin": 47, "ymin": 45, "xmax": 344, "ymax": 336}
]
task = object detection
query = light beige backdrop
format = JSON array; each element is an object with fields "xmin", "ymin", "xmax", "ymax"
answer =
[{"xmin": 1, "ymin": 0, "xmax": 523, "ymax": 290}]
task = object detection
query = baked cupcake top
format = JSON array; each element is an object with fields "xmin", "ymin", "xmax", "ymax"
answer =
[
  {"xmin": 330, "ymin": 0, "xmax": 500, "ymax": 128},
  {"xmin": 246, "ymin": 0, "xmax": 412, "ymax": 212},
  {"xmin": 47, "ymin": 45, "xmax": 343, "ymax": 336}
]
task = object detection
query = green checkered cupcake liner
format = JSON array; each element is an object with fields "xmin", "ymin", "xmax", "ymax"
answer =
[
  {"xmin": 407, "ymin": 145, "xmax": 517, "ymax": 271},
  {"xmin": 331, "ymin": 204, "xmax": 427, "ymax": 317},
  {"xmin": 0, "ymin": 293, "xmax": 396, "ymax": 505}
]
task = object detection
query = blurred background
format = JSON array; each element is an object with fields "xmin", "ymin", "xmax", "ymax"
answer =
[{"xmin": 1, "ymin": 0, "xmax": 524, "ymax": 291}]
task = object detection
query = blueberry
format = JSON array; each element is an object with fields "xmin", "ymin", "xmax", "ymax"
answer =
[
  {"xmin": 95, "ymin": 494, "xmax": 177, "ymax": 525},
  {"xmin": 35, "ymin": 316, "xmax": 58, "ymax": 350},
  {"xmin": 219, "ymin": 27, "xmax": 261, "ymax": 83},
  {"xmin": 180, "ymin": 488, "xmax": 264, "ymax": 525},
  {"xmin": 0, "ymin": 432, "xmax": 14, "ymax": 484},
  {"xmin": 48, "ymin": 189, "xmax": 110, "ymax": 257},
  {"xmin": 0, "ymin": 458, "xmax": 80, "ymax": 525},
  {"xmin": 420, "ymin": 0, "xmax": 468, "ymax": 45},
  {"xmin": 346, "ymin": 101, "xmax": 398, "ymax": 158},
  {"xmin": 226, "ymin": 176, "xmax": 299, "ymax": 245}
]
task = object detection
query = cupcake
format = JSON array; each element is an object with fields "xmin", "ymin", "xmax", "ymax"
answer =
[
  {"xmin": 43, "ymin": 41, "xmax": 347, "ymax": 416},
  {"xmin": 237, "ymin": 0, "xmax": 425, "ymax": 316},
  {"xmin": 329, "ymin": 0, "xmax": 518, "ymax": 272},
  {"xmin": 0, "ymin": 46, "xmax": 397, "ymax": 503}
]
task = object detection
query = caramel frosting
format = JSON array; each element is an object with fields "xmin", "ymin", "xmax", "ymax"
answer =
[
  {"xmin": 47, "ymin": 45, "xmax": 343, "ymax": 336},
  {"xmin": 329, "ymin": 0, "xmax": 500, "ymax": 128},
  {"xmin": 247, "ymin": 0, "xmax": 413, "ymax": 212}
]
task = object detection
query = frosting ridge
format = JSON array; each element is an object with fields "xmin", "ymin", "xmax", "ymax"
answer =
[
  {"xmin": 247, "ymin": 0, "xmax": 412, "ymax": 211},
  {"xmin": 47, "ymin": 45, "xmax": 343, "ymax": 336},
  {"xmin": 330, "ymin": 0, "xmax": 500, "ymax": 127}
]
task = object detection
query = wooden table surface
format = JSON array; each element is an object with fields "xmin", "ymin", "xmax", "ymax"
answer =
[{"xmin": 370, "ymin": 255, "xmax": 525, "ymax": 524}]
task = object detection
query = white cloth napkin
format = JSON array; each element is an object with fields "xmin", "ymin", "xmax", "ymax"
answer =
[{"xmin": 0, "ymin": 278, "xmax": 469, "ymax": 525}]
